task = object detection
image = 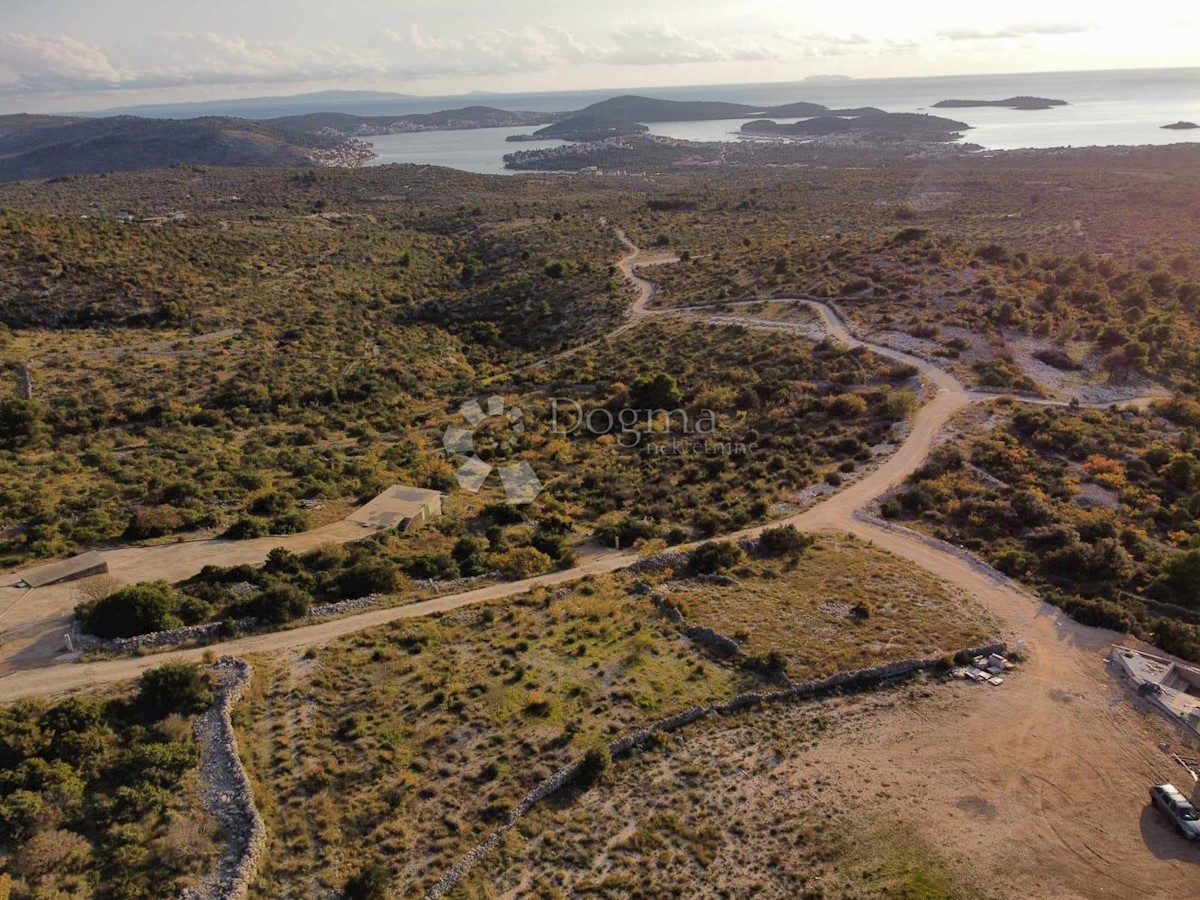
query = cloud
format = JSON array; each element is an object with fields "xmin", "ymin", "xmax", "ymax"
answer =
[
  {"xmin": 938, "ymin": 22, "xmax": 1089, "ymax": 41},
  {"xmin": 0, "ymin": 21, "xmax": 787, "ymax": 97},
  {"xmin": 0, "ymin": 33, "xmax": 121, "ymax": 92},
  {"xmin": 603, "ymin": 22, "xmax": 774, "ymax": 65}
]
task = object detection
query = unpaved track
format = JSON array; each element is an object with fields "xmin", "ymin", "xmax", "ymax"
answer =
[{"xmin": 0, "ymin": 232, "xmax": 1194, "ymax": 896}]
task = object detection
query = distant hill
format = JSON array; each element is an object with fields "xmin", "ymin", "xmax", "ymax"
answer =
[
  {"xmin": 268, "ymin": 106, "xmax": 557, "ymax": 136},
  {"xmin": 577, "ymin": 96, "xmax": 764, "ymax": 122},
  {"xmin": 742, "ymin": 112, "xmax": 969, "ymax": 139},
  {"xmin": 760, "ymin": 102, "xmax": 884, "ymax": 117},
  {"xmin": 1162, "ymin": 121, "xmax": 1199, "ymax": 130},
  {"xmin": 512, "ymin": 114, "xmax": 648, "ymax": 142},
  {"xmin": 0, "ymin": 114, "xmax": 85, "ymax": 137},
  {"xmin": 0, "ymin": 116, "xmax": 339, "ymax": 183},
  {"xmin": 933, "ymin": 97, "xmax": 1067, "ymax": 111},
  {"xmin": 88, "ymin": 89, "xmax": 422, "ymax": 120}
]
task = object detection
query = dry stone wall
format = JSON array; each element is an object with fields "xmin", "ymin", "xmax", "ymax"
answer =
[
  {"xmin": 425, "ymin": 639, "xmax": 1006, "ymax": 899},
  {"xmin": 182, "ymin": 657, "xmax": 266, "ymax": 900}
]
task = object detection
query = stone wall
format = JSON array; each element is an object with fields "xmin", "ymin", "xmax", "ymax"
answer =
[
  {"xmin": 425, "ymin": 639, "xmax": 1006, "ymax": 899},
  {"xmin": 76, "ymin": 594, "xmax": 382, "ymax": 655},
  {"xmin": 183, "ymin": 657, "xmax": 266, "ymax": 900}
]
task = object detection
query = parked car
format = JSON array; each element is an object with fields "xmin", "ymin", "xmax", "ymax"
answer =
[{"xmin": 1150, "ymin": 783, "xmax": 1200, "ymax": 839}]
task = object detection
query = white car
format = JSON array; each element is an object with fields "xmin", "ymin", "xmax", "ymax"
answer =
[{"xmin": 1150, "ymin": 783, "xmax": 1200, "ymax": 839}]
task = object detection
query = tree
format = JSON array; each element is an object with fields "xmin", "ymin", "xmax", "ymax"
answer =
[
  {"xmin": 136, "ymin": 663, "xmax": 213, "ymax": 721},
  {"xmin": 631, "ymin": 372, "xmax": 682, "ymax": 409},
  {"xmin": 1160, "ymin": 549, "xmax": 1200, "ymax": 607},
  {"xmin": 0, "ymin": 397, "xmax": 45, "ymax": 450}
]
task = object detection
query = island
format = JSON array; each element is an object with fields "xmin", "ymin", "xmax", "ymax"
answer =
[
  {"xmin": 933, "ymin": 97, "xmax": 1068, "ymax": 111},
  {"xmin": 1162, "ymin": 121, "xmax": 1200, "ymax": 130},
  {"xmin": 506, "ymin": 113, "xmax": 649, "ymax": 143},
  {"xmin": 741, "ymin": 112, "xmax": 969, "ymax": 141}
]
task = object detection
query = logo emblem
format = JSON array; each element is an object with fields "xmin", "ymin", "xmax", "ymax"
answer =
[{"xmin": 442, "ymin": 396, "xmax": 543, "ymax": 504}]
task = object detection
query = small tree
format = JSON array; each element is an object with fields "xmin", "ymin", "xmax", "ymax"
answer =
[
  {"xmin": 578, "ymin": 746, "xmax": 611, "ymax": 788},
  {"xmin": 344, "ymin": 862, "xmax": 391, "ymax": 900},
  {"xmin": 136, "ymin": 663, "xmax": 213, "ymax": 721}
]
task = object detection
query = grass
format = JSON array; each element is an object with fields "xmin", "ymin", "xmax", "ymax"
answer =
[
  {"xmin": 669, "ymin": 533, "xmax": 996, "ymax": 677},
  {"xmin": 234, "ymin": 533, "xmax": 994, "ymax": 897}
]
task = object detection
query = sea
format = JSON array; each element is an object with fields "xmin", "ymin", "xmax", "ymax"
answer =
[{"xmin": 361, "ymin": 67, "xmax": 1200, "ymax": 175}]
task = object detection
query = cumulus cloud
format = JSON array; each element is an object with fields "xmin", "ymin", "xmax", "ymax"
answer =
[
  {"xmin": 938, "ymin": 22, "xmax": 1089, "ymax": 41},
  {"xmin": 0, "ymin": 33, "xmax": 121, "ymax": 92},
  {"xmin": 0, "ymin": 22, "xmax": 786, "ymax": 97}
]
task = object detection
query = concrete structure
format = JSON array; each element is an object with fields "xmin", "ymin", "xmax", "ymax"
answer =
[
  {"xmin": 1112, "ymin": 645, "xmax": 1200, "ymax": 736},
  {"xmin": 11, "ymin": 551, "xmax": 108, "ymax": 589},
  {"xmin": 347, "ymin": 486, "xmax": 442, "ymax": 532}
]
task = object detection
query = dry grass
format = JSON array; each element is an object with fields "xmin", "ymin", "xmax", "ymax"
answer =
[
  {"xmin": 669, "ymin": 533, "xmax": 996, "ymax": 676},
  {"xmin": 236, "ymin": 533, "xmax": 994, "ymax": 897}
]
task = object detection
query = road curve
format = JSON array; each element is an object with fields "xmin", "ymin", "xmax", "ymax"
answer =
[{"xmin": 0, "ymin": 233, "xmax": 1165, "ymax": 705}]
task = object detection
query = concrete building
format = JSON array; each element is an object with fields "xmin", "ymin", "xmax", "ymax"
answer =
[
  {"xmin": 348, "ymin": 486, "xmax": 442, "ymax": 532},
  {"xmin": 11, "ymin": 551, "xmax": 109, "ymax": 589},
  {"xmin": 1112, "ymin": 645, "xmax": 1200, "ymax": 736}
]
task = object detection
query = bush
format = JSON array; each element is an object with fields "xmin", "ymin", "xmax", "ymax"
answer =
[
  {"xmin": 687, "ymin": 541, "xmax": 744, "ymax": 575},
  {"xmin": 336, "ymin": 558, "xmax": 400, "ymax": 598},
  {"xmin": 136, "ymin": 663, "xmax": 213, "ymax": 721},
  {"xmin": 223, "ymin": 516, "xmax": 269, "ymax": 540},
  {"xmin": 757, "ymin": 525, "xmax": 813, "ymax": 557},
  {"xmin": 578, "ymin": 745, "xmax": 611, "ymax": 788},
  {"xmin": 254, "ymin": 580, "xmax": 312, "ymax": 625},
  {"xmin": 492, "ymin": 546, "xmax": 552, "ymax": 580},
  {"xmin": 75, "ymin": 581, "xmax": 181, "ymax": 638},
  {"xmin": 344, "ymin": 862, "xmax": 391, "ymax": 900}
]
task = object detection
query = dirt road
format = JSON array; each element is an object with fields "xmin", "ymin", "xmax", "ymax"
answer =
[{"xmin": 0, "ymin": 233, "xmax": 1194, "ymax": 896}]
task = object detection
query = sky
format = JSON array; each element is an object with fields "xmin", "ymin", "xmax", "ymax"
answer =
[{"xmin": 1, "ymin": 1, "xmax": 1198, "ymax": 113}]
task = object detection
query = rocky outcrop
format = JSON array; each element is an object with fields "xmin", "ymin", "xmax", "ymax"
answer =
[
  {"xmin": 425, "ymin": 640, "xmax": 1006, "ymax": 899},
  {"xmin": 183, "ymin": 657, "xmax": 265, "ymax": 900}
]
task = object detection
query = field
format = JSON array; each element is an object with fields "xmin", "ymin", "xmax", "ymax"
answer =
[{"xmin": 232, "ymin": 533, "xmax": 993, "ymax": 897}]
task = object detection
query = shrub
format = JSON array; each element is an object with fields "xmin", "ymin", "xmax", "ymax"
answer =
[
  {"xmin": 337, "ymin": 559, "xmax": 400, "ymax": 598},
  {"xmin": 136, "ymin": 663, "xmax": 213, "ymax": 721},
  {"xmin": 687, "ymin": 541, "xmax": 744, "ymax": 574},
  {"xmin": 344, "ymin": 863, "xmax": 391, "ymax": 900},
  {"xmin": 254, "ymin": 581, "xmax": 313, "ymax": 625},
  {"xmin": 757, "ymin": 525, "xmax": 813, "ymax": 557},
  {"xmin": 75, "ymin": 581, "xmax": 181, "ymax": 638},
  {"xmin": 578, "ymin": 746, "xmax": 611, "ymax": 788},
  {"xmin": 492, "ymin": 546, "xmax": 552, "ymax": 580},
  {"xmin": 223, "ymin": 516, "xmax": 269, "ymax": 540}
]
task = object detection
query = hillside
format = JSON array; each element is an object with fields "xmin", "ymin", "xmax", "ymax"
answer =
[
  {"xmin": 519, "ymin": 113, "xmax": 648, "ymax": 142},
  {"xmin": 267, "ymin": 106, "xmax": 557, "ymax": 136},
  {"xmin": 0, "ymin": 116, "xmax": 341, "ymax": 183},
  {"xmin": 760, "ymin": 101, "xmax": 884, "ymax": 117},
  {"xmin": 0, "ymin": 114, "xmax": 85, "ymax": 137},
  {"xmin": 742, "ymin": 112, "xmax": 969, "ymax": 139},
  {"xmin": 577, "ymin": 95, "xmax": 763, "ymax": 121}
]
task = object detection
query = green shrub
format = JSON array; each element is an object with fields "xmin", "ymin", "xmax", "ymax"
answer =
[
  {"xmin": 136, "ymin": 663, "xmax": 213, "ymax": 721},
  {"xmin": 344, "ymin": 862, "xmax": 391, "ymax": 900},
  {"xmin": 687, "ymin": 541, "xmax": 744, "ymax": 575},
  {"xmin": 75, "ymin": 581, "xmax": 182, "ymax": 638}
]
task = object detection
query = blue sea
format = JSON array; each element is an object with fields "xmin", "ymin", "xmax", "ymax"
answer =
[{"xmin": 361, "ymin": 67, "xmax": 1200, "ymax": 175}]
